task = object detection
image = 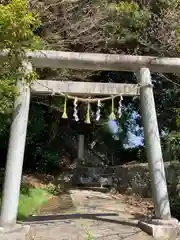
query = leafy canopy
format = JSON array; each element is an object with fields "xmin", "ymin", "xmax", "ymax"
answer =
[
  {"xmin": 0, "ymin": 0, "xmax": 41, "ymax": 50},
  {"xmin": 0, "ymin": 0, "xmax": 41, "ymax": 114}
]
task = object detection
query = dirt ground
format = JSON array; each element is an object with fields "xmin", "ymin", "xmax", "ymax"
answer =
[{"xmin": 22, "ymin": 173, "xmax": 154, "ymax": 219}]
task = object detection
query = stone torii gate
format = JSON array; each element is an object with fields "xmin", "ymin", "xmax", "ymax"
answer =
[{"xmin": 0, "ymin": 51, "xmax": 179, "ymax": 237}]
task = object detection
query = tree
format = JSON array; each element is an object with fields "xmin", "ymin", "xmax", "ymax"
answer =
[
  {"xmin": 1, "ymin": 0, "xmax": 179, "ymax": 171},
  {"xmin": 0, "ymin": 0, "xmax": 41, "ymax": 114},
  {"xmin": 30, "ymin": 0, "xmax": 180, "ymax": 128}
]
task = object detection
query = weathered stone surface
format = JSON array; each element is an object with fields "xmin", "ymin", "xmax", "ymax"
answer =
[
  {"xmin": 112, "ymin": 162, "xmax": 180, "ymax": 197},
  {"xmin": 0, "ymin": 225, "xmax": 30, "ymax": 240},
  {"xmin": 139, "ymin": 220, "xmax": 180, "ymax": 239},
  {"xmin": 74, "ymin": 161, "xmax": 180, "ymax": 197},
  {"xmin": 28, "ymin": 190, "xmax": 154, "ymax": 240}
]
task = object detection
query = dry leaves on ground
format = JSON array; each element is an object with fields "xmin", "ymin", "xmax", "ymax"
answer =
[{"xmin": 112, "ymin": 193, "xmax": 154, "ymax": 218}]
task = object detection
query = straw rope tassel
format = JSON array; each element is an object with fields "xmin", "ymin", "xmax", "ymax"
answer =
[
  {"xmin": 62, "ymin": 96, "xmax": 68, "ymax": 119},
  {"xmin": 109, "ymin": 97, "xmax": 116, "ymax": 120},
  {"xmin": 85, "ymin": 102, "xmax": 91, "ymax": 124}
]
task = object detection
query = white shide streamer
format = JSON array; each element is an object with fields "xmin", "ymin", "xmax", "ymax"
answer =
[
  {"xmin": 96, "ymin": 99, "xmax": 101, "ymax": 121},
  {"xmin": 73, "ymin": 97, "xmax": 79, "ymax": 121},
  {"xmin": 118, "ymin": 96, "xmax": 123, "ymax": 118}
]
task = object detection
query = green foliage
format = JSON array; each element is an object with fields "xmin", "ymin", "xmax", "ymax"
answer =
[
  {"xmin": 158, "ymin": 0, "xmax": 180, "ymax": 8},
  {"xmin": 166, "ymin": 131, "xmax": 180, "ymax": 151},
  {"xmin": 165, "ymin": 131, "xmax": 180, "ymax": 161},
  {"xmin": 0, "ymin": 0, "xmax": 42, "ymax": 114},
  {"xmin": 86, "ymin": 231, "xmax": 93, "ymax": 240},
  {"xmin": 18, "ymin": 187, "xmax": 52, "ymax": 220},
  {"xmin": 170, "ymin": 196, "xmax": 180, "ymax": 219},
  {"xmin": 164, "ymin": 109, "xmax": 180, "ymax": 161},
  {"xmin": 0, "ymin": 185, "xmax": 52, "ymax": 220},
  {"xmin": 25, "ymin": 104, "xmax": 58, "ymax": 172},
  {"xmin": 113, "ymin": 1, "xmax": 150, "ymax": 26},
  {"xmin": 0, "ymin": 0, "xmax": 41, "ymax": 50},
  {"xmin": 26, "ymin": 105, "xmax": 48, "ymax": 145},
  {"xmin": 36, "ymin": 151, "xmax": 60, "ymax": 173},
  {"xmin": 176, "ymin": 108, "xmax": 180, "ymax": 128},
  {"xmin": 105, "ymin": 1, "xmax": 151, "ymax": 42}
]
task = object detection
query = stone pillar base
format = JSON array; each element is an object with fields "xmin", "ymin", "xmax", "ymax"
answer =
[
  {"xmin": 138, "ymin": 218, "xmax": 180, "ymax": 239},
  {"xmin": 0, "ymin": 224, "xmax": 31, "ymax": 240}
]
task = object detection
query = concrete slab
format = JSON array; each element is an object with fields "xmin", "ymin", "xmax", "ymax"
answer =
[{"xmin": 139, "ymin": 220, "xmax": 180, "ymax": 239}]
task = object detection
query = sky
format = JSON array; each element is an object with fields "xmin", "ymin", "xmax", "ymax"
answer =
[{"xmin": 108, "ymin": 118, "xmax": 143, "ymax": 148}]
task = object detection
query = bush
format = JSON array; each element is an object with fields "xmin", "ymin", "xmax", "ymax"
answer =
[
  {"xmin": 18, "ymin": 187, "xmax": 52, "ymax": 220},
  {"xmin": 170, "ymin": 196, "xmax": 180, "ymax": 220}
]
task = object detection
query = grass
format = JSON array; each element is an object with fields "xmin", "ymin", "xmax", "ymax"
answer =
[
  {"xmin": 0, "ymin": 185, "xmax": 53, "ymax": 220},
  {"xmin": 86, "ymin": 231, "xmax": 93, "ymax": 240},
  {"xmin": 17, "ymin": 186, "xmax": 53, "ymax": 220}
]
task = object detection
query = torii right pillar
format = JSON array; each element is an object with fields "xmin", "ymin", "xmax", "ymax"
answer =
[{"xmin": 137, "ymin": 68, "xmax": 179, "ymax": 238}]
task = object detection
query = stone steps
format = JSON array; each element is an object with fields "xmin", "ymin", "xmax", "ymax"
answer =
[{"xmin": 75, "ymin": 186, "xmax": 109, "ymax": 193}]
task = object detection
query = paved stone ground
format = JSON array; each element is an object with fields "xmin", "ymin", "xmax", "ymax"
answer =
[{"xmin": 25, "ymin": 189, "xmax": 154, "ymax": 240}]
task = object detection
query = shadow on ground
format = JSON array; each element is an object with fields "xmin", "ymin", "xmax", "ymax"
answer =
[{"xmin": 22, "ymin": 212, "xmax": 139, "ymax": 228}]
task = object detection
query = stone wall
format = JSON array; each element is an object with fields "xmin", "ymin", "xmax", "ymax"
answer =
[
  {"xmin": 75, "ymin": 161, "xmax": 180, "ymax": 198},
  {"xmin": 112, "ymin": 162, "xmax": 180, "ymax": 197}
]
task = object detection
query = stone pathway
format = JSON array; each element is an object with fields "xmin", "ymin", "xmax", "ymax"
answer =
[{"xmin": 25, "ymin": 189, "xmax": 154, "ymax": 239}]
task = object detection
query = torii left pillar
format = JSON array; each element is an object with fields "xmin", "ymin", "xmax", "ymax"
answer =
[{"xmin": 0, "ymin": 62, "xmax": 32, "ymax": 227}]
